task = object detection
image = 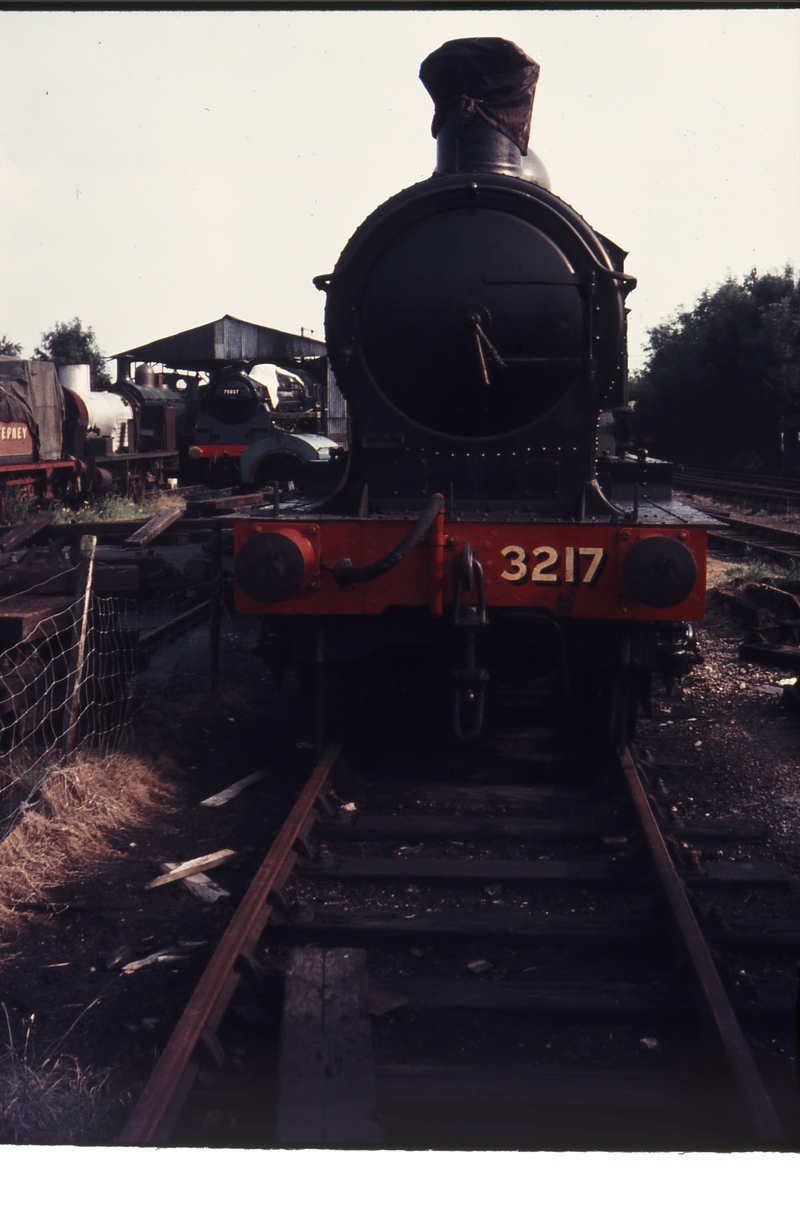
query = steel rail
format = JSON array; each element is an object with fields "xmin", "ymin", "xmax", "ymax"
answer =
[
  {"xmin": 675, "ymin": 470, "xmax": 800, "ymax": 506},
  {"xmin": 118, "ymin": 742, "xmax": 341, "ymax": 1145},
  {"xmin": 618, "ymin": 746, "xmax": 785, "ymax": 1143},
  {"xmin": 704, "ymin": 512, "xmax": 800, "ymax": 564},
  {"xmin": 677, "ymin": 471, "xmax": 800, "ymax": 487},
  {"xmin": 708, "ymin": 532, "xmax": 800, "ymax": 568},
  {"xmin": 703, "ymin": 510, "xmax": 800, "ymax": 539},
  {"xmin": 137, "ymin": 600, "xmax": 213, "ymax": 653},
  {"xmin": 675, "ymin": 468, "xmax": 800, "ymax": 491}
]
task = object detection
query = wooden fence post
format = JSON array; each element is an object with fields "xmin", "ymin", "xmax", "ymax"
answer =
[
  {"xmin": 209, "ymin": 520, "xmax": 223, "ymax": 683},
  {"xmin": 62, "ymin": 534, "xmax": 97, "ymax": 757}
]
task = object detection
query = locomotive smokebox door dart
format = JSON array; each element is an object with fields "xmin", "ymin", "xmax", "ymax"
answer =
[{"xmin": 233, "ymin": 38, "xmax": 709, "ymax": 746}]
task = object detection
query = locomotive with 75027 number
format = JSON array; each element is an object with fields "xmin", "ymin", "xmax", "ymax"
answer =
[{"xmin": 232, "ymin": 37, "xmax": 707, "ymax": 747}]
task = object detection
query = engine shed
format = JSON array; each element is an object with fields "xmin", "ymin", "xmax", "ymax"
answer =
[{"xmin": 115, "ymin": 316, "xmax": 345, "ymax": 489}]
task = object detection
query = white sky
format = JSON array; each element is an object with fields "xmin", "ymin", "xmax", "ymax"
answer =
[{"xmin": 1, "ymin": 8, "xmax": 798, "ymax": 373}]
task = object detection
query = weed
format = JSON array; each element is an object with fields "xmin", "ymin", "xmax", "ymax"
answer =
[
  {"xmin": 724, "ymin": 553, "xmax": 800, "ymax": 583},
  {"xmin": 724, "ymin": 560, "xmax": 781, "ymax": 582},
  {"xmin": 2, "ymin": 489, "xmax": 185, "ymax": 528},
  {"xmin": 751, "ymin": 508, "xmax": 800, "ymax": 522},
  {"xmin": 51, "ymin": 491, "xmax": 185, "ymax": 525},
  {"xmin": 0, "ymin": 487, "xmax": 35, "ymax": 527},
  {"xmin": 0, "ymin": 1040, "xmax": 119, "ymax": 1143},
  {"xmin": 52, "ymin": 498, "xmax": 149, "ymax": 524}
]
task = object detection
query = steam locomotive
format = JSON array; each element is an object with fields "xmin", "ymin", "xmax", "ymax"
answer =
[
  {"xmin": 0, "ymin": 356, "xmax": 184, "ymax": 502},
  {"xmin": 232, "ymin": 37, "xmax": 707, "ymax": 745},
  {"xmin": 186, "ymin": 360, "xmax": 342, "ymax": 491}
]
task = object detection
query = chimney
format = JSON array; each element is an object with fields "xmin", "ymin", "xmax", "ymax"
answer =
[
  {"xmin": 57, "ymin": 364, "xmax": 92, "ymax": 395},
  {"xmin": 419, "ymin": 37, "xmax": 550, "ymax": 187},
  {"xmin": 116, "ymin": 357, "xmax": 133, "ymax": 385}
]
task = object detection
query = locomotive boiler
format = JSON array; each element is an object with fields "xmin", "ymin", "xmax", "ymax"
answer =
[{"xmin": 232, "ymin": 37, "xmax": 707, "ymax": 745}]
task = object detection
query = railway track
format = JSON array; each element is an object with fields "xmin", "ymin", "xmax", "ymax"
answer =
[
  {"xmin": 118, "ymin": 725, "xmax": 797, "ymax": 1149},
  {"xmin": 705, "ymin": 510, "xmax": 800, "ymax": 569},
  {"xmin": 675, "ymin": 468, "xmax": 800, "ymax": 509}
]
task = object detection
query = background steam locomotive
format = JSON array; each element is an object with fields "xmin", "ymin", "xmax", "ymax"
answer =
[
  {"xmin": 0, "ymin": 355, "xmax": 184, "ymax": 502},
  {"xmin": 187, "ymin": 360, "xmax": 341, "ymax": 491}
]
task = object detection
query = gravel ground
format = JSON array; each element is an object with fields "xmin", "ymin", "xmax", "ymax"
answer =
[
  {"xmin": 640, "ymin": 553, "xmax": 800, "ymax": 879},
  {"xmin": 634, "ymin": 551, "xmax": 800, "ymax": 1129}
]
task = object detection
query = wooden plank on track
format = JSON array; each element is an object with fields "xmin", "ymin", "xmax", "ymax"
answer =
[
  {"xmin": 123, "ymin": 507, "xmax": 183, "ymax": 548},
  {"xmin": 375, "ymin": 1065, "xmax": 677, "ymax": 1108},
  {"xmin": 706, "ymin": 916, "xmax": 800, "ymax": 945},
  {"xmin": 691, "ymin": 862, "xmax": 791, "ymax": 887},
  {"xmin": 277, "ymin": 947, "xmax": 380, "ymax": 1148},
  {"xmin": 144, "ymin": 849, "xmax": 237, "ymax": 890},
  {"xmin": 299, "ymin": 856, "xmax": 631, "ymax": 884},
  {"xmin": 277, "ymin": 947, "xmax": 325, "ymax": 1145},
  {"xmin": 0, "ymin": 511, "xmax": 53, "ymax": 553},
  {"xmin": 186, "ymin": 492, "xmax": 266, "ymax": 517},
  {"xmin": 322, "ymin": 950, "xmax": 380, "ymax": 1146},
  {"xmin": 316, "ymin": 816, "xmax": 768, "ymax": 844},
  {"xmin": 365, "ymin": 782, "xmax": 608, "ymax": 803},
  {"xmin": 200, "ymin": 768, "xmax": 270, "ymax": 808},
  {"xmin": 665, "ymin": 821, "xmax": 769, "ymax": 841},
  {"xmin": 268, "ymin": 910, "xmax": 800, "ymax": 949},
  {"xmin": 269, "ymin": 911, "xmax": 660, "ymax": 945},
  {"xmin": 370, "ymin": 978, "xmax": 687, "ymax": 1016},
  {"xmin": 315, "ymin": 816, "xmax": 612, "ymax": 842}
]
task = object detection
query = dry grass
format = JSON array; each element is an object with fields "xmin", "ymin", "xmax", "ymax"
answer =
[
  {"xmin": 0, "ymin": 1044, "xmax": 119, "ymax": 1143},
  {"xmin": 723, "ymin": 555, "xmax": 800, "ymax": 584},
  {"xmin": 149, "ymin": 489, "xmax": 187, "ymax": 514},
  {"xmin": 0, "ymin": 752, "xmax": 177, "ymax": 925},
  {"xmin": 0, "ymin": 677, "xmax": 257, "ymax": 929}
]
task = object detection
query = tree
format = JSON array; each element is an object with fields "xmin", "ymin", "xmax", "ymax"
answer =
[
  {"xmin": 33, "ymin": 317, "xmax": 112, "ymax": 389},
  {"xmin": 0, "ymin": 335, "xmax": 22, "ymax": 357},
  {"xmin": 631, "ymin": 267, "xmax": 800, "ymax": 467}
]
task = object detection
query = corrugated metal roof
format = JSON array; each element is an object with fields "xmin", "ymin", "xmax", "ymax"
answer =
[{"xmin": 115, "ymin": 315, "xmax": 326, "ymax": 370}]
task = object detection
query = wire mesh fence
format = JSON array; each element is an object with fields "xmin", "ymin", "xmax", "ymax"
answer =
[{"xmin": 0, "ymin": 566, "xmax": 214, "ymax": 824}]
